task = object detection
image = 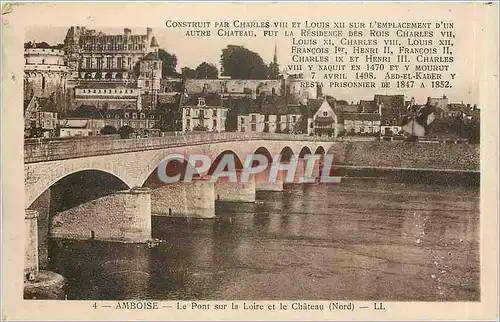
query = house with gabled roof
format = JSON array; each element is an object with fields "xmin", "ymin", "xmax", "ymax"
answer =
[{"xmin": 24, "ymin": 95, "xmax": 59, "ymax": 138}]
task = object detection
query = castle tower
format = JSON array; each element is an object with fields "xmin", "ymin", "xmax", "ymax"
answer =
[{"xmin": 150, "ymin": 36, "xmax": 159, "ymax": 54}]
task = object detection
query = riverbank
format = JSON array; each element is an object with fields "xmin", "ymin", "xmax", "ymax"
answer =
[{"xmin": 330, "ymin": 141, "xmax": 479, "ymax": 172}]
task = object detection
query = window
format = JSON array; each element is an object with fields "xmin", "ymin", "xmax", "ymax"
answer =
[
  {"xmin": 251, "ymin": 115, "xmax": 256, "ymax": 122},
  {"xmin": 323, "ymin": 111, "xmax": 328, "ymax": 116},
  {"xmin": 185, "ymin": 109, "xmax": 190, "ymax": 116},
  {"xmin": 213, "ymin": 109, "xmax": 217, "ymax": 117},
  {"xmin": 125, "ymin": 113, "xmax": 129, "ymax": 118},
  {"xmin": 117, "ymin": 57, "xmax": 123, "ymax": 69},
  {"xmin": 198, "ymin": 98, "xmax": 206, "ymax": 106},
  {"xmin": 42, "ymin": 59, "xmax": 45, "ymax": 65},
  {"xmin": 41, "ymin": 77, "xmax": 46, "ymax": 90},
  {"xmin": 240, "ymin": 117, "xmax": 245, "ymax": 124},
  {"xmin": 292, "ymin": 116, "xmax": 297, "ymax": 122},
  {"xmin": 213, "ymin": 119, "xmax": 217, "ymax": 128},
  {"xmin": 251, "ymin": 124, "xmax": 256, "ymax": 131},
  {"xmin": 85, "ymin": 57, "xmax": 91, "ymax": 68},
  {"xmin": 360, "ymin": 126, "xmax": 365, "ymax": 133},
  {"xmin": 107, "ymin": 57, "xmax": 112, "ymax": 69},
  {"xmin": 199, "ymin": 110, "xmax": 205, "ymax": 118},
  {"xmin": 145, "ymin": 81, "xmax": 150, "ymax": 87},
  {"xmin": 140, "ymin": 113, "xmax": 145, "ymax": 119},
  {"xmin": 132, "ymin": 113, "xmax": 137, "ymax": 119},
  {"xmin": 186, "ymin": 119, "xmax": 190, "ymax": 127}
]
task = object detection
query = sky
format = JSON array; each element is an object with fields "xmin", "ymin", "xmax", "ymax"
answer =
[{"xmin": 26, "ymin": 24, "xmax": 480, "ymax": 106}]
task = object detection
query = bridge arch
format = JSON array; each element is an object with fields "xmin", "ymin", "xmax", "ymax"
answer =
[
  {"xmin": 208, "ymin": 150, "xmax": 244, "ymax": 175},
  {"xmin": 26, "ymin": 163, "xmax": 137, "ymax": 209},
  {"xmin": 298, "ymin": 146, "xmax": 312, "ymax": 158},
  {"xmin": 142, "ymin": 154, "xmax": 202, "ymax": 189},
  {"xmin": 315, "ymin": 146, "xmax": 326, "ymax": 155},
  {"xmin": 279, "ymin": 146, "xmax": 294, "ymax": 162}
]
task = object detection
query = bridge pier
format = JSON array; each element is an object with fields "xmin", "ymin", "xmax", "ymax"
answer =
[
  {"xmin": 25, "ymin": 210, "xmax": 39, "ymax": 277},
  {"xmin": 255, "ymin": 168, "xmax": 284, "ymax": 192},
  {"xmin": 151, "ymin": 177, "xmax": 215, "ymax": 219},
  {"xmin": 24, "ymin": 210, "xmax": 66, "ymax": 299},
  {"xmin": 215, "ymin": 170, "xmax": 255, "ymax": 202},
  {"xmin": 116, "ymin": 187, "xmax": 152, "ymax": 243},
  {"xmin": 50, "ymin": 187, "xmax": 152, "ymax": 243}
]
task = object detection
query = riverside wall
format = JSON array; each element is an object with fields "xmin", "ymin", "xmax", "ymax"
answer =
[{"xmin": 329, "ymin": 141, "xmax": 480, "ymax": 172}]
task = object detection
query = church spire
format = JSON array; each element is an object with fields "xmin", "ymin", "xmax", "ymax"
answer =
[{"xmin": 273, "ymin": 44, "xmax": 278, "ymax": 64}]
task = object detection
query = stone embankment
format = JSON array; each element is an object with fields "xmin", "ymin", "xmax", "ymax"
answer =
[{"xmin": 330, "ymin": 141, "xmax": 479, "ymax": 172}]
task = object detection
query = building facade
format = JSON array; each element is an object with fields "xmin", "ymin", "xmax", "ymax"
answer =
[
  {"xmin": 311, "ymin": 98, "xmax": 338, "ymax": 137},
  {"xmin": 181, "ymin": 93, "xmax": 228, "ymax": 132},
  {"xmin": 64, "ymin": 27, "xmax": 156, "ymax": 81},
  {"xmin": 23, "ymin": 48, "xmax": 69, "ymax": 111},
  {"xmin": 24, "ymin": 95, "xmax": 59, "ymax": 138},
  {"xmin": 343, "ymin": 113, "xmax": 381, "ymax": 135}
]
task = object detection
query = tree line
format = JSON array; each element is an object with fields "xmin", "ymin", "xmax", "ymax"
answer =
[{"xmin": 158, "ymin": 45, "xmax": 280, "ymax": 80}]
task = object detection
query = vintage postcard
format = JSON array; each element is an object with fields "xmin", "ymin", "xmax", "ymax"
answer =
[{"xmin": 1, "ymin": 1, "xmax": 498, "ymax": 321}]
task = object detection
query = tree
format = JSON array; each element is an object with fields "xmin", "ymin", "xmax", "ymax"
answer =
[
  {"xmin": 181, "ymin": 67, "xmax": 198, "ymax": 79},
  {"xmin": 100, "ymin": 125, "xmax": 118, "ymax": 135},
  {"xmin": 118, "ymin": 125, "xmax": 135, "ymax": 139},
  {"xmin": 220, "ymin": 45, "xmax": 269, "ymax": 79},
  {"xmin": 158, "ymin": 49, "xmax": 180, "ymax": 78},
  {"xmin": 195, "ymin": 62, "xmax": 218, "ymax": 79},
  {"xmin": 24, "ymin": 41, "xmax": 51, "ymax": 49}
]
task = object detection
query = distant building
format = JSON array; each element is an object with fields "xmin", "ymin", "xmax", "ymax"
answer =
[
  {"xmin": 73, "ymin": 84, "xmax": 142, "ymax": 110},
  {"xmin": 64, "ymin": 27, "xmax": 157, "ymax": 81},
  {"xmin": 308, "ymin": 98, "xmax": 338, "ymax": 137},
  {"xmin": 228, "ymin": 95, "xmax": 304, "ymax": 134},
  {"xmin": 59, "ymin": 119, "xmax": 93, "ymax": 137},
  {"xmin": 23, "ymin": 47, "xmax": 69, "ymax": 111},
  {"xmin": 61, "ymin": 105, "xmax": 158, "ymax": 137},
  {"xmin": 427, "ymin": 95, "xmax": 449, "ymax": 118},
  {"xmin": 343, "ymin": 113, "xmax": 381, "ymax": 135},
  {"xmin": 380, "ymin": 114, "xmax": 403, "ymax": 136},
  {"xmin": 183, "ymin": 79, "xmax": 282, "ymax": 98},
  {"xmin": 137, "ymin": 51, "xmax": 162, "ymax": 97},
  {"xmin": 181, "ymin": 93, "xmax": 228, "ymax": 132},
  {"xmin": 24, "ymin": 95, "xmax": 59, "ymax": 138}
]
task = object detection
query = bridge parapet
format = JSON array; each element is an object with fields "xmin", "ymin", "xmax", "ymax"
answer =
[{"xmin": 24, "ymin": 133, "xmax": 335, "ymax": 163}]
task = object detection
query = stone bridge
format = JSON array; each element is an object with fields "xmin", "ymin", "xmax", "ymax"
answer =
[
  {"xmin": 24, "ymin": 133, "xmax": 340, "ymax": 247},
  {"xmin": 25, "ymin": 133, "xmax": 337, "ymax": 209}
]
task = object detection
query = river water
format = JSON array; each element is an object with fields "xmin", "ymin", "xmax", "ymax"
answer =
[{"xmin": 48, "ymin": 178, "xmax": 480, "ymax": 301}]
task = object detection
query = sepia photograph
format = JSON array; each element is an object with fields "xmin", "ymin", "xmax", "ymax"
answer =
[{"xmin": 1, "ymin": 2, "xmax": 498, "ymax": 321}]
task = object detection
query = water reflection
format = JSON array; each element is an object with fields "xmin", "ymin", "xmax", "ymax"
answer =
[{"xmin": 49, "ymin": 180, "xmax": 479, "ymax": 301}]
